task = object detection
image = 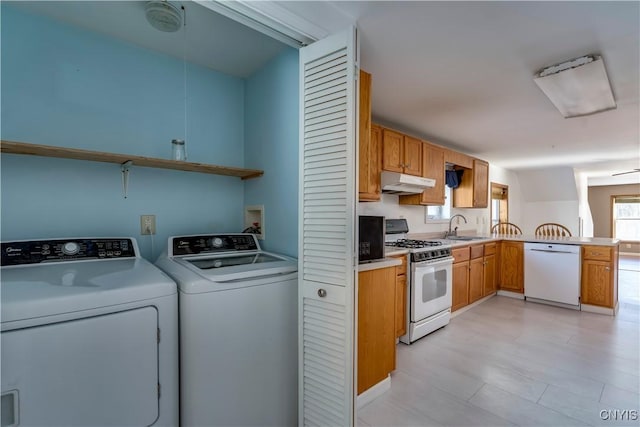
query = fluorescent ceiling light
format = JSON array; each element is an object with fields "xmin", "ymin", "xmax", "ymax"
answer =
[{"xmin": 533, "ymin": 55, "xmax": 616, "ymax": 118}]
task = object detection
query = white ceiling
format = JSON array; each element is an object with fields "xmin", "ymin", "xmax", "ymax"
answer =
[
  {"xmin": 9, "ymin": 1, "xmax": 640, "ymax": 185},
  {"xmin": 9, "ymin": 1, "xmax": 286, "ymax": 78}
]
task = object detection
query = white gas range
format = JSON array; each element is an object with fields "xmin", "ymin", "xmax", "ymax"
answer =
[{"xmin": 385, "ymin": 219, "xmax": 454, "ymax": 344}]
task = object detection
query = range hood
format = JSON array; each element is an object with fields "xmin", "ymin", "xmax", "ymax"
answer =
[{"xmin": 381, "ymin": 171, "xmax": 435, "ymax": 195}]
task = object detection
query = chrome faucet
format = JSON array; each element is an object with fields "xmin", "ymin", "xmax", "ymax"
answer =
[{"xmin": 447, "ymin": 214, "xmax": 468, "ymax": 237}]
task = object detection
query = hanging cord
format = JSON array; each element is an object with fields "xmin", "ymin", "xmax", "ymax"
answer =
[{"xmin": 182, "ymin": 5, "xmax": 188, "ymax": 159}]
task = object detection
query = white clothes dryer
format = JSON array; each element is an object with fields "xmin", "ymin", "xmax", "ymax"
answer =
[
  {"xmin": 1, "ymin": 238, "xmax": 178, "ymax": 427},
  {"xmin": 155, "ymin": 233, "xmax": 298, "ymax": 427}
]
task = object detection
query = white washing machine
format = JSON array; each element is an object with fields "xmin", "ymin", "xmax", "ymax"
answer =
[
  {"xmin": 155, "ymin": 233, "xmax": 298, "ymax": 427},
  {"xmin": 1, "ymin": 238, "xmax": 178, "ymax": 427}
]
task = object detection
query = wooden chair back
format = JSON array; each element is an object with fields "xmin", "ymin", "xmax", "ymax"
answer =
[
  {"xmin": 535, "ymin": 223, "xmax": 572, "ymax": 237},
  {"xmin": 491, "ymin": 222, "xmax": 522, "ymax": 235}
]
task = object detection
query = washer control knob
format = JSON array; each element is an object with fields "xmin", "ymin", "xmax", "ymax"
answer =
[
  {"xmin": 211, "ymin": 237, "xmax": 224, "ymax": 248},
  {"xmin": 62, "ymin": 242, "xmax": 80, "ymax": 255}
]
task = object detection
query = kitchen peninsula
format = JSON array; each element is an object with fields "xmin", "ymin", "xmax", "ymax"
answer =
[{"xmin": 407, "ymin": 234, "xmax": 621, "ymax": 316}]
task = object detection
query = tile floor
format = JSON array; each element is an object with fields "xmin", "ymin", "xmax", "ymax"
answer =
[{"xmin": 358, "ymin": 256, "xmax": 640, "ymax": 426}]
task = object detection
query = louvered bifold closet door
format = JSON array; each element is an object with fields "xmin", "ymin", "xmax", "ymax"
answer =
[{"xmin": 299, "ymin": 28, "xmax": 358, "ymax": 427}]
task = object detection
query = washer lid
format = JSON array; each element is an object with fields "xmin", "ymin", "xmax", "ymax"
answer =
[
  {"xmin": 1, "ymin": 258, "xmax": 176, "ymax": 324},
  {"xmin": 177, "ymin": 251, "xmax": 297, "ymax": 283}
]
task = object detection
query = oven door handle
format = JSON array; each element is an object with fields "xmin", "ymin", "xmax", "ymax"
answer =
[{"xmin": 413, "ymin": 256, "xmax": 454, "ymax": 270}]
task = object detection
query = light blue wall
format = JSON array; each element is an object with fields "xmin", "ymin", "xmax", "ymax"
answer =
[
  {"xmin": 1, "ymin": 5, "xmax": 246, "ymax": 260},
  {"xmin": 244, "ymin": 49, "xmax": 299, "ymax": 257}
]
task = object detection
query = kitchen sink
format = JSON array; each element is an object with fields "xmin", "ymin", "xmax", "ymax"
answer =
[{"xmin": 444, "ymin": 236, "xmax": 486, "ymax": 241}]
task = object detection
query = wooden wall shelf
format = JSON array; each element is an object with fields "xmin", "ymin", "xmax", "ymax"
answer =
[{"xmin": 0, "ymin": 140, "xmax": 264, "ymax": 180}]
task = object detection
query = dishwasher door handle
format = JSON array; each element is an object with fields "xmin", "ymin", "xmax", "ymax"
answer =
[{"xmin": 529, "ymin": 249, "xmax": 575, "ymax": 254}]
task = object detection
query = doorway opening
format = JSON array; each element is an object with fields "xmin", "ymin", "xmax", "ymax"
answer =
[{"xmin": 490, "ymin": 182, "xmax": 509, "ymax": 229}]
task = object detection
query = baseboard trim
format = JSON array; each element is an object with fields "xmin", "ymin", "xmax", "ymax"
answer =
[
  {"xmin": 357, "ymin": 375, "xmax": 391, "ymax": 409},
  {"xmin": 451, "ymin": 293, "xmax": 496, "ymax": 318},
  {"xmin": 497, "ymin": 290, "xmax": 525, "ymax": 300},
  {"xmin": 581, "ymin": 302, "xmax": 618, "ymax": 316}
]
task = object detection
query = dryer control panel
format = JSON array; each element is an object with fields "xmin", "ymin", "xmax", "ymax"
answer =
[
  {"xmin": 1, "ymin": 238, "xmax": 136, "ymax": 266},
  {"xmin": 172, "ymin": 234, "xmax": 259, "ymax": 256}
]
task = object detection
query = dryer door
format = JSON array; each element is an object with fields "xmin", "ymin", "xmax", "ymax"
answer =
[{"xmin": 1, "ymin": 307, "xmax": 159, "ymax": 426}]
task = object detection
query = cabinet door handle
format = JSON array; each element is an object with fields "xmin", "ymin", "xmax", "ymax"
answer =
[
  {"xmin": 317, "ymin": 288, "xmax": 327, "ymax": 298},
  {"xmin": 605, "ymin": 267, "xmax": 610, "ymax": 271}
]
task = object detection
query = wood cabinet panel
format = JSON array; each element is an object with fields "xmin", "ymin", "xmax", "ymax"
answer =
[
  {"xmin": 581, "ymin": 244, "xmax": 618, "ymax": 309},
  {"xmin": 381, "ymin": 128, "xmax": 422, "ymax": 177},
  {"xmin": 358, "ymin": 71, "xmax": 380, "ymax": 201},
  {"xmin": 391, "ymin": 254, "xmax": 408, "ymax": 338},
  {"xmin": 473, "ymin": 160, "xmax": 489, "ymax": 208},
  {"xmin": 358, "ymin": 267, "xmax": 396, "ymax": 395},
  {"xmin": 469, "ymin": 257, "xmax": 484, "ymax": 304},
  {"xmin": 443, "ymin": 149, "xmax": 473, "ymax": 169},
  {"xmin": 452, "ymin": 261, "xmax": 470, "ymax": 312},
  {"xmin": 581, "ymin": 260, "xmax": 613, "ymax": 307},
  {"xmin": 382, "ymin": 129, "xmax": 404, "ymax": 173},
  {"xmin": 483, "ymin": 253, "xmax": 497, "ymax": 296},
  {"xmin": 453, "ymin": 159, "xmax": 489, "ymax": 208},
  {"xmin": 403, "ymin": 136, "xmax": 423, "ymax": 176},
  {"xmin": 452, "ymin": 246, "xmax": 470, "ymax": 263},
  {"xmin": 395, "ymin": 274, "xmax": 407, "ymax": 337},
  {"xmin": 470, "ymin": 244, "xmax": 484, "ymax": 259},
  {"xmin": 498, "ymin": 241, "xmax": 524, "ymax": 293},
  {"xmin": 484, "ymin": 242, "xmax": 497, "ymax": 256},
  {"xmin": 399, "ymin": 142, "xmax": 445, "ymax": 206},
  {"xmin": 582, "ymin": 245, "xmax": 612, "ymax": 262}
]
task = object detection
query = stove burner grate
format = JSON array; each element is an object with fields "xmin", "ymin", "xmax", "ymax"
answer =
[{"xmin": 386, "ymin": 239, "xmax": 443, "ymax": 249}]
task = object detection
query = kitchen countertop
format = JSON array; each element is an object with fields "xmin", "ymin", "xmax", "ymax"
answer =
[
  {"xmin": 384, "ymin": 248, "xmax": 410, "ymax": 257},
  {"xmin": 358, "ymin": 257, "xmax": 402, "ymax": 272},
  {"xmin": 408, "ymin": 233, "xmax": 620, "ymax": 248}
]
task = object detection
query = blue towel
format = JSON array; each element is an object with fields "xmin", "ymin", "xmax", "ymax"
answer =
[{"xmin": 446, "ymin": 170, "xmax": 464, "ymax": 188}]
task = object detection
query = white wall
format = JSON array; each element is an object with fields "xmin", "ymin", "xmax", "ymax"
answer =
[
  {"xmin": 574, "ymin": 171, "xmax": 594, "ymax": 237},
  {"xmin": 517, "ymin": 167, "xmax": 580, "ymax": 235}
]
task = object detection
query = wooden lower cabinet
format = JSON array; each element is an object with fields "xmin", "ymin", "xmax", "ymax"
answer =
[
  {"xmin": 395, "ymin": 273, "xmax": 407, "ymax": 337},
  {"xmin": 483, "ymin": 243, "xmax": 497, "ymax": 296},
  {"xmin": 581, "ymin": 245, "xmax": 618, "ymax": 308},
  {"xmin": 453, "ymin": 243, "xmax": 498, "ymax": 311},
  {"xmin": 391, "ymin": 254, "xmax": 408, "ymax": 338},
  {"xmin": 452, "ymin": 261, "xmax": 470, "ymax": 312},
  {"xmin": 469, "ymin": 257, "xmax": 484, "ymax": 304},
  {"xmin": 498, "ymin": 241, "xmax": 524, "ymax": 293},
  {"xmin": 358, "ymin": 266, "xmax": 396, "ymax": 395},
  {"xmin": 451, "ymin": 246, "xmax": 470, "ymax": 312},
  {"xmin": 483, "ymin": 252, "xmax": 497, "ymax": 296}
]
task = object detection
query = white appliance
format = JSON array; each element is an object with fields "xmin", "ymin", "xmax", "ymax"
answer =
[
  {"xmin": 155, "ymin": 233, "xmax": 298, "ymax": 427},
  {"xmin": 381, "ymin": 171, "xmax": 436, "ymax": 195},
  {"xmin": 385, "ymin": 219, "xmax": 454, "ymax": 344},
  {"xmin": 1, "ymin": 238, "xmax": 178, "ymax": 427},
  {"xmin": 524, "ymin": 242, "xmax": 581, "ymax": 308}
]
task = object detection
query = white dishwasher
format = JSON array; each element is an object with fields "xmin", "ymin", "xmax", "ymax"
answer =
[{"xmin": 524, "ymin": 242, "xmax": 581, "ymax": 307}]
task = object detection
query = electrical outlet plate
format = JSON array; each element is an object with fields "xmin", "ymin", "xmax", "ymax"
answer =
[{"xmin": 140, "ymin": 215, "xmax": 156, "ymax": 235}]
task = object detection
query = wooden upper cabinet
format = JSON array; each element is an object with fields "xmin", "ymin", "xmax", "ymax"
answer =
[
  {"xmin": 382, "ymin": 129, "xmax": 404, "ymax": 173},
  {"xmin": 382, "ymin": 129, "xmax": 422, "ymax": 176},
  {"xmin": 358, "ymin": 71, "xmax": 381, "ymax": 202},
  {"xmin": 453, "ymin": 159, "xmax": 489, "ymax": 208},
  {"xmin": 399, "ymin": 142, "xmax": 445, "ymax": 206},
  {"xmin": 473, "ymin": 160, "xmax": 489, "ymax": 208},
  {"xmin": 403, "ymin": 136, "xmax": 423, "ymax": 176},
  {"xmin": 443, "ymin": 149, "xmax": 473, "ymax": 169}
]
